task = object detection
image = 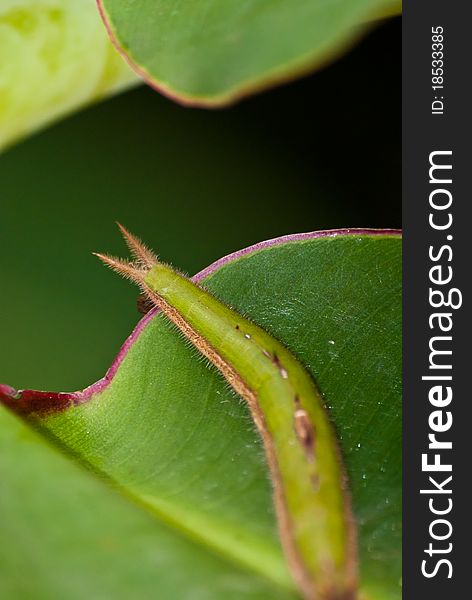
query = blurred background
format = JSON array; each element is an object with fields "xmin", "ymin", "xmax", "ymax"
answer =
[{"xmin": 0, "ymin": 17, "xmax": 400, "ymax": 393}]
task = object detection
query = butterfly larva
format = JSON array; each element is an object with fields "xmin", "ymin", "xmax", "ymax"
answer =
[{"xmin": 95, "ymin": 224, "xmax": 357, "ymax": 600}]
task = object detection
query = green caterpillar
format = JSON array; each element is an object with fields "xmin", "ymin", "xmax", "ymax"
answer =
[{"xmin": 95, "ymin": 224, "xmax": 357, "ymax": 600}]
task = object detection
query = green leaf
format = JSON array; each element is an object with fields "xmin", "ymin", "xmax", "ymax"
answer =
[
  {"xmin": 98, "ymin": 0, "xmax": 400, "ymax": 105},
  {"xmin": 1, "ymin": 230, "xmax": 401, "ymax": 599},
  {"xmin": 0, "ymin": 405, "xmax": 297, "ymax": 600},
  {"xmin": 0, "ymin": 0, "xmax": 138, "ymax": 151}
]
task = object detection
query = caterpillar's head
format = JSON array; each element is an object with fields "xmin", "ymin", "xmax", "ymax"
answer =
[{"xmin": 93, "ymin": 223, "xmax": 158, "ymax": 291}]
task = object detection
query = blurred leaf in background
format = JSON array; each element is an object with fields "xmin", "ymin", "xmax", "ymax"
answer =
[
  {"xmin": 98, "ymin": 0, "xmax": 400, "ymax": 105},
  {"xmin": 0, "ymin": 1, "xmax": 400, "ymax": 150},
  {"xmin": 0, "ymin": 0, "xmax": 137, "ymax": 150}
]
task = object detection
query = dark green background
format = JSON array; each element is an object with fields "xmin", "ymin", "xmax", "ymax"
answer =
[{"xmin": 0, "ymin": 18, "xmax": 400, "ymax": 392}]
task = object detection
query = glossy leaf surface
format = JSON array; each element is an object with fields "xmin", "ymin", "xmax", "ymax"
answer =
[{"xmin": 0, "ymin": 231, "xmax": 401, "ymax": 599}]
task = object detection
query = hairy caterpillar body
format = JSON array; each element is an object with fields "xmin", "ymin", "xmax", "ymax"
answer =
[{"xmin": 95, "ymin": 224, "xmax": 357, "ymax": 600}]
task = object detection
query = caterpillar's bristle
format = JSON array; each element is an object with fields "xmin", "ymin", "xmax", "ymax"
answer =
[
  {"xmin": 93, "ymin": 252, "xmax": 145, "ymax": 285},
  {"xmin": 116, "ymin": 222, "xmax": 158, "ymax": 269}
]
